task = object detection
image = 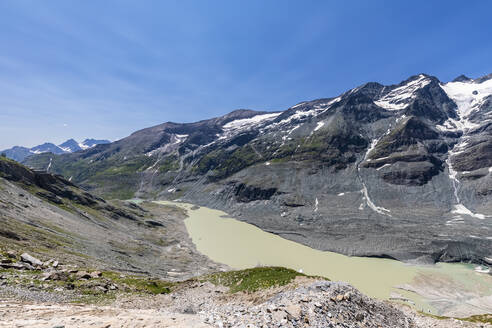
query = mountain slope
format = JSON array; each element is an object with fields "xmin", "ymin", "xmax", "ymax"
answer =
[
  {"xmin": 0, "ymin": 156, "xmax": 220, "ymax": 278},
  {"xmin": 1, "ymin": 138, "xmax": 110, "ymax": 162},
  {"xmin": 24, "ymin": 73, "xmax": 492, "ymax": 264}
]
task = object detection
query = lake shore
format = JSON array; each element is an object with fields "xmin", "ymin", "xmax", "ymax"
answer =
[{"xmin": 155, "ymin": 200, "xmax": 492, "ymax": 317}]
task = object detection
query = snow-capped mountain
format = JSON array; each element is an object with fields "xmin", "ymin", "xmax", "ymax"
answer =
[
  {"xmin": 80, "ymin": 138, "xmax": 111, "ymax": 149},
  {"xmin": 58, "ymin": 139, "xmax": 83, "ymax": 153},
  {"xmin": 24, "ymin": 73, "xmax": 492, "ymax": 265},
  {"xmin": 1, "ymin": 138, "xmax": 110, "ymax": 162}
]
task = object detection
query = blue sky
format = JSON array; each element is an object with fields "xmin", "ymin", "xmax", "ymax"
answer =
[{"xmin": 1, "ymin": 1, "xmax": 491, "ymax": 149}]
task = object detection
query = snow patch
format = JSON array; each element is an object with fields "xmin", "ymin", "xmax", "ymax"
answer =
[
  {"xmin": 441, "ymin": 78, "xmax": 492, "ymax": 124},
  {"xmin": 78, "ymin": 142, "xmax": 90, "ymax": 150},
  {"xmin": 376, "ymin": 163, "xmax": 391, "ymax": 170},
  {"xmin": 314, "ymin": 198, "xmax": 319, "ymax": 212},
  {"xmin": 282, "ymin": 124, "xmax": 301, "ymax": 141},
  {"xmin": 474, "ymin": 266, "xmax": 490, "ymax": 274},
  {"xmin": 267, "ymin": 97, "xmax": 341, "ymax": 132},
  {"xmin": 337, "ymin": 192, "xmax": 345, "ymax": 196},
  {"xmin": 361, "ymin": 185, "xmax": 391, "ymax": 216},
  {"xmin": 172, "ymin": 134, "xmax": 188, "ymax": 145},
  {"xmin": 446, "ymin": 140, "xmax": 489, "ymax": 220},
  {"xmin": 314, "ymin": 121, "xmax": 325, "ymax": 132},
  {"xmin": 223, "ymin": 113, "xmax": 280, "ymax": 132},
  {"xmin": 364, "ymin": 139, "xmax": 379, "ymax": 160},
  {"xmin": 437, "ymin": 117, "xmax": 479, "ymax": 132},
  {"xmin": 46, "ymin": 158, "xmax": 52, "ymax": 172},
  {"xmin": 375, "ymin": 75, "xmax": 431, "ymax": 110},
  {"xmin": 452, "ymin": 204, "xmax": 487, "ymax": 220}
]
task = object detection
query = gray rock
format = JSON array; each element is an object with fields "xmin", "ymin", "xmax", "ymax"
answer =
[
  {"xmin": 20, "ymin": 253, "xmax": 43, "ymax": 267},
  {"xmin": 75, "ymin": 271, "xmax": 92, "ymax": 280}
]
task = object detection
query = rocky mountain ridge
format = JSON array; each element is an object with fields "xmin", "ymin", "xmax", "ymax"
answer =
[
  {"xmin": 24, "ymin": 73, "xmax": 492, "ymax": 265},
  {"xmin": 1, "ymin": 138, "xmax": 110, "ymax": 162}
]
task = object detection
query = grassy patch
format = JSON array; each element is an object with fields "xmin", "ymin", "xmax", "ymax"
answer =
[
  {"xmin": 102, "ymin": 272, "xmax": 174, "ymax": 294},
  {"xmin": 419, "ymin": 311, "xmax": 492, "ymax": 324},
  {"xmin": 200, "ymin": 266, "xmax": 317, "ymax": 293},
  {"xmin": 460, "ymin": 314, "xmax": 492, "ymax": 324},
  {"xmin": 158, "ymin": 155, "xmax": 180, "ymax": 173}
]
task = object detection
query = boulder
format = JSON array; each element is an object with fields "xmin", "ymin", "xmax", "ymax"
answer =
[
  {"xmin": 95, "ymin": 285, "xmax": 108, "ymax": 293},
  {"xmin": 285, "ymin": 304, "xmax": 302, "ymax": 318},
  {"xmin": 20, "ymin": 253, "xmax": 43, "ymax": 266},
  {"xmin": 0, "ymin": 262, "xmax": 24, "ymax": 270},
  {"xmin": 90, "ymin": 271, "xmax": 102, "ymax": 278},
  {"xmin": 75, "ymin": 271, "xmax": 92, "ymax": 279},
  {"xmin": 43, "ymin": 259, "xmax": 54, "ymax": 267},
  {"xmin": 40, "ymin": 270, "xmax": 68, "ymax": 281}
]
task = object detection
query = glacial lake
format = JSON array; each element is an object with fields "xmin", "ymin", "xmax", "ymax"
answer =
[{"xmin": 154, "ymin": 201, "xmax": 492, "ymax": 316}]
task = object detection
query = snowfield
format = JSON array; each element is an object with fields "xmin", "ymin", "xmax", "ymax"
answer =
[{"xmin": 375, "ymin": 74, "xmax": 431, "ymax": 110}]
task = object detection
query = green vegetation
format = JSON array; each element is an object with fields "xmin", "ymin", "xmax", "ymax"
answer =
[
  {"xmin": 210, "ymin": 146, "xmax": 261, "ymax": 180},
  {"xmin": 460, "ymin": 314, "xmax": 492, "ymax": 324},
  {"xmin": 419, "ymin": 311, "xmax": 492, "ymax": 324},
  {"xmin": 368, "ymin": 116, "xmax": 438, "ymax": 159},
  {"xmin": 102, "ymin": 272, "xmax": 174, "ymax": 294},
  {"xmin": 158, "ymin": 155, "xmax": 180, "ymax": 172},
  {"xmin": 199, "ymin": 266, "xmax": 318, "ymax": 293},
  {"xmin": 24, "ymin": 152, "xmax": 152, "ymax": 199},
  {"xmin": 193, "ymin": 145, "xmax": 260, "ymax": 180},
  {"xmin": 445, "ymin": 313, "xmax": 491, "ymax": 324}
]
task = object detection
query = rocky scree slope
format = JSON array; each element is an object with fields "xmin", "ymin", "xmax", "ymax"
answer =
[
  {"xmin": 24, "ymin": 73, "xmax": 492, "ymax": 265},
  {"xmin": 2, "ymin": 265, "xmax": 489, "ymax": 328},
  {"xmin": 0, "ymin": 156, "xmax": 222, "ymax": 278}
]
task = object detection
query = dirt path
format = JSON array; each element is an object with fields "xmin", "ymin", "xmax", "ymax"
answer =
[{"xmin": 0, "ymin": 300, "xmax": 209, "ymax": 328}]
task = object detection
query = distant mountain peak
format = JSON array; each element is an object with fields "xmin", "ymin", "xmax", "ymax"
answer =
[
  {"xmin": 59, "ymin": 139, "xmax": 82, "ymax": 152},
  {"xmin": 1, "ymin": 138, "xmax": 110, "ymax": 162},
  {"xmin": 452, "ymin": 74, "xmax": 472, "ymax": 83},
  {"xmin": 79, "ymin": 139, "xmax": 111, "ymax": 150},
  {"xmin": 474, "ymin": 72, "xmax": 492, "ymax": 84}
]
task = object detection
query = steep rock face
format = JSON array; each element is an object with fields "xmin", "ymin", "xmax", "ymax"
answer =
[
  {"xmin": 23, "ymin": 73, "xmax": 492, "ymax": 264},
  {"xmin": 233, "ymin": 182, "xmax": 277, "ymax": 202},
  {"xmin": 361, "ymin": 116, "xmax": 445, "ymax": 186}
]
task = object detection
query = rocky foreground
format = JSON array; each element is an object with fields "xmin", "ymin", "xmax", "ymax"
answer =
[{"xmin": 1, "ymin": 251, "xmax": 490, "ymax": 328}]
